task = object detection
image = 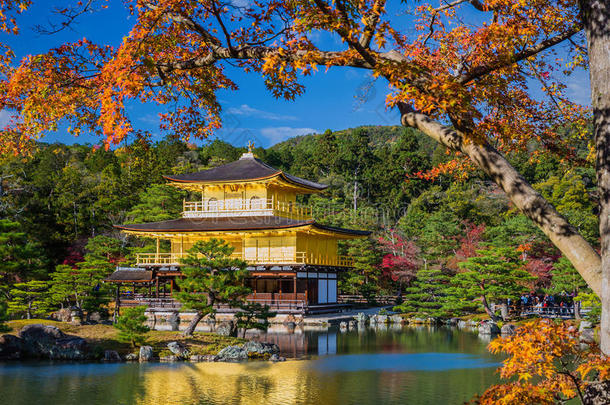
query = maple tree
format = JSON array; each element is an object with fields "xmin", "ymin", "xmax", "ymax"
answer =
[
  {"xmin": 0, "ymin": 0, "xmax": 609, "ymax": 347},
  {"xmin": 379, "ymin": 231, "xmax": 420, "ymax": 294},
  {"xmin": 474, "ymin": 319, "xmax": 610, "ymax": 404}
]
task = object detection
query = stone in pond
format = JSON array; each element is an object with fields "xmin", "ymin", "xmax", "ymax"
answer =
[{"xmin": 139, "ymin": 345, "xmax": 154, "ymax": 362}]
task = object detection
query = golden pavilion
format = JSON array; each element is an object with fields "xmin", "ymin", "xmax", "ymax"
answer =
[{"xmin": 107, "ymin": 148, "xmax": 369, "ymax": 314}]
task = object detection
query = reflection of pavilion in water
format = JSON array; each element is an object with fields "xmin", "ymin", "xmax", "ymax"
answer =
[{"xmin": 245, "ymin": 324, "xmax": 337, "ymax": 358}]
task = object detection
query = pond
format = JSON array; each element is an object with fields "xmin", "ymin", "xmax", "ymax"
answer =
[{"xmin": 0, "ymin": 325, "xmax": 501, "ymax": 405}]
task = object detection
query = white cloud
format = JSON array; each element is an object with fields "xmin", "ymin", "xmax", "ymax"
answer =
[
  {"xmin": 260, "ymin": 126, "xmax": 319, "ymax": 145},
  {"xmin": 567, "ymin": 76, "xmax": 591, "ymax": 106},
  {"xmin": 226, "ymin": 104, "xmax": 298, "ymax": 121}
]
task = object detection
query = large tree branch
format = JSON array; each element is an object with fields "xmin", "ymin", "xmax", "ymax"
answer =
[
  {"xmin": 459, "ymin": 25, "xmax": 583, "ymax": 84},
  {"xmin": 359, "ymin": 0, "xmax": 385, "ymax": 48},
  {"xmin": 398, "ymin": 102, "xmax": 602, "ymax": 296}
]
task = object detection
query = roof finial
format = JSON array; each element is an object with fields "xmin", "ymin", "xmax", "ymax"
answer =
[{"xmin": 240, "ymin": 140, "xmax": 256, "ymax": 159}]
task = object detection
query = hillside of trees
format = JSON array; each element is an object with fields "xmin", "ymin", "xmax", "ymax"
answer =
[{"xmin": 0, "ymin": 125, "xmax": 600, "ymax": 319}]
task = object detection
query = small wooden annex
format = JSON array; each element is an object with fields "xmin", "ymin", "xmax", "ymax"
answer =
[{"xmin": 106, "ymin": 148, "xmax": 370, "ymax": 314}]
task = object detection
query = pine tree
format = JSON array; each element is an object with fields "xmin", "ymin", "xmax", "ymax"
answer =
[
  {"xmin": 447, "ymin": 247, "xmax": 534, "ymax": 321},
  {"xmin": 115, "ymin": 306, "xmax": 150, "ymax": 348},
  {"xmin": 234, "ymin": 302, "xmax": 276, "ymax": 338},
  {"xmin": 393, "ymin": 266, "xmax": 451, "ymax": 317},
  {"xmin": 177, "ymin": 239, "xmax": 250, "ymax": 336},
  {"xmin": 0, "ymin": 219, "xmax": 47, "ymax": 286},
  {"xmin": 548, "ymin": 257, "xmax": 589, "ymax": 295},
  {"xmin": 0, "ymin": 298, "xmax": 9, "ymax": 332},
  {"xmin": 8, "ymin": 280, "xmax": 50, "ymax": 319}
]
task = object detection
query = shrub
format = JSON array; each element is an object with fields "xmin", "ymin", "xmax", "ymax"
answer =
[{"xmin": 115, "ymin": 306, "xmax": 150, "ymax": 348}]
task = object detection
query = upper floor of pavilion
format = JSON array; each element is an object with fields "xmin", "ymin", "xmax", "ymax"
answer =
[{"xmin": 165, "ymin": 149, "xmax": 327, "ymax": 220}]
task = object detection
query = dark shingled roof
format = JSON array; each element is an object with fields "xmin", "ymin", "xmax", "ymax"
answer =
[
  {"xmin": 114, "ymin": 216, "xmax": 370, "ymax": 236},
  {"xmin": 163, "ymin": 155, "xmax": 328, "ymax": 191},
  {"xmin": 106, "ymin": 269, "xmax": 153, "ymax": 282}
]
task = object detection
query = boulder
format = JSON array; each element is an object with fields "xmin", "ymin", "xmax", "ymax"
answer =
[
  {"xmin": 242, "ymin": 341, "xmax": 279, "ymax": 357},
  {"xmin": 52, "ymin": 308, "xmax": 72, "ymax": 323},
  {"xmin": 160, "ymin": 355, "xmax": 179, "ymax": 362},
  {"xmin": 355, "ymin": 312, "xmax": 368, "ymax": 323},
  {"xmin": 579, "ymin": 321, "xmax": 595, "ymax": 344},
  {"xmin": 339, "ymin": 322, "xmax": 348, "ymax": 331},
  {"xmin": 88, "ymin": 312, "xmax": 103, "ymax": 323},
  {"xmin": 70, "ymin": 308, "xmax": 83, "ymax": 325},
  {"xmin": 190, "ymin": 354, "xmax": 216, "ymax": 362},
  {"xmin": 457, "ymin": 320, "xmax": 467, "ymax": 329},
  {"xmin": 168, "ymin": 312, "xmax": 180, "ymax": 331},
  {"xmin": 19, "ymin": 324, "xmax": 65, "ymax": 356},
  {"xmin": 139, "ymin": 345, "xmax": 154, "ymax": 362},
  {"xmin": 49, "ymin": 336, "xmax": 89, "ymax": 360},
  {"xmin": 348, "ymin": 320, "xmax": 357, "ymax": 329},
  {"xmin": 104, "ymin": 350, "xmax": 121, "ymax": 362},
  {"xmin": 0, "ymin": 334, "xmax": 24, "ymax": 360},
  {"xmin": 376, "ymin": 315, "xmax": 388, "ymax": 324},
  {"xmin": 215, "ymin": 322, "xmax": 235, "ymax": 337},
  {"xmin": 215, "ymin": 345, "xmax": 248, "ymax": 362},
  {"xmin": 167, "ymin": 341, "xmax": 190, "ymax": 359},
  {"xmin": 125, "ymin": 353, "xmax": 138, "ymax": 361},
  {"xmin": 478, "ymin": 322, "xmax": 501, "ymax": 335},
  {"xmin": 501, "ymin": 324, "xmax": 517, "ymax": 336},
  {"xmin": 445, "ymin": 318, "xmax": 459, "ymax": 326},
  {"xmin": 389, "ymin": 315, "xmax": 403, "ymax": 324},
  {"xmin": 269, "ymin": 353, "xmax": 286, "ymax": 362}
]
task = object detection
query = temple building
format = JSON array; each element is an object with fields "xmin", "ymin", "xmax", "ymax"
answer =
[{"xmin": 107, "ymin": 147, "xmax": 369, "ymax": 314}]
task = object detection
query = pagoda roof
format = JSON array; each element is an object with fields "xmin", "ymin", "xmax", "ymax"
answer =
[
  {"xmin": 114, "ymin": 216, "xmax": 370, "ymax": 237},
  {"xmin": 163, "ymin": 154, "xmax": 328, "ymax": 191},
  {"xmin": 106, "ymin": 269, "xmax": 153, "ymax": 283}
]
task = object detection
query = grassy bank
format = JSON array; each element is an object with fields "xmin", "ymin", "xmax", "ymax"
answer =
[{"xmin": 7, "ymin": 319, "xmax": 245, "ymax": 357}]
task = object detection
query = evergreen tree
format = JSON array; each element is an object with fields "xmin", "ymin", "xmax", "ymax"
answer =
[
  {"xmin": 0, "ymin": 297, "xmax": 9, "ymax": 332},
  {"xmin": 342, "ymin": 237, "xmax": 383, "ymax": 303},
  {"xmin": 448, "ymin": 247, "xmax": 534, "ymax": 321},
  {"xmin": 0, "ymin": 219, "xmax": 47, "ymax": 287},
  {"xmin": 8, "ymin": 280, "xmax": 50, "ymax": 319},
  {"xmin": 393, "ymin": 266, "xmax": 451, "ymax": 317},
  {"xmin": 115, "ymin": 306, "xmax": 150, "ymax": 348},
  {"xmin": 177, "ymin": 239, "xmax": 250, "ymax": 336},
  {"xmin": 127, "ymin": 184, "xmax": 186, "ymax": 224},
  {"xmin": 234, "ymin": 302, "xmax": 276, "ymax": 338},
  {"xmin": 548, "ymin": 257, "xmax": 589, "ymax": 296}
]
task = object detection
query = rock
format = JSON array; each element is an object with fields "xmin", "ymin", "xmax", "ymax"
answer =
[
  {"xmin": 88, "ymin": 312, "xmax": 103, "ymax": 323},
  {"xmin": 52, "ymin": 308, "xmax": 72, "ymax": 323},
  {"xmin": 269, "ymin": 353, "xmax": 286, "ymax": 362},
  {"xmin": 355, "ymin": 312, "xmax": 368, "ymax": 323},
  {"xmin": 70, "ymin": 308, "xmax": 83, "ymax": 325},
  {"xmin": 19, "ymin": 324, "xmax": 65, "ymax": 357},
  {"xmin": 190, "ymin": 354, "xmax": 216, "ymax": 362},
  {"xmin": 446, "ymin": 318, "xmax": 459, "ymax": 326},
  {"xmin": 125, "ymin": 353, "xmax": 138, "ymax": 361},
  {"xmin": 167, "ymin": 341, "xmax": 190, "ymax": 359},
  {"xmin": 579, "ymin": 321, "xmax": 595, "ymax": 344},
  {"xmin": 501, "ymin": 324, "xmax": 517, "ymax": 336},
  {"xmin": 168, "ymin": 312, "xmax": 180, "ymax": 331},
  {"xmin": 412, "ymin": 318, "xmax": 426, "ymax": 324},
  {"xmin": 50, "ymin": 337, "xmax": 89, "ymax": 360},
  {"xmin": 369, "ymin": 315, "xmax": 377, "ymax": 324},
  {"xmin": 348, "ymin": 320, "xmax": 357, "ymax": 329},
  {"xmin": 389, "ymin": 315, "xmax": 403, "ymax": 324},
  {"xmin": 139, "ymin": 345, "xmax": 154, "ymax": 362},
  {"xmin": 583, "ymin": 380, "xmax": 610, "ymax": 405},
  {"xmin": 425, "ymin": 317, "xmax": 437, "ymax": 325},
  {"xmin": 160, "ymin": 355, "xmax": 179, "ymax": 362},
  {"xmin": 339, "ymin": 321, "xmax": 348, "ymax": 331},
  {"xmin": 376, "ymin": 315, "xmax": 388, "ymax": 324},
  {"xmin": 216, "ymin": 345, "xmax": 248, "ymax": 362},
  {"xmin": 457, "ymin": 320, "xmax": 467, "ymax": 329},
  {"xmin": 104, "ymin": 350, "xmax": 121, "ymax": 362},
  {"xmin": 478, "ymin": 322, "xmax": 501, "ymax": 335},
  {"xmin": 0, "ymin": 334, "xmax": 24, "ymax": 360},
  {"xmin": 215, "ymin": 322, "xmax": 235, "ymax": 337},
  {"xmin": 465, "ymin": 320, "xmax": 478, "ymax": 327},
  {"xmin": 242, "ymin": 341, "xmax": 279, "ymax": 357}
]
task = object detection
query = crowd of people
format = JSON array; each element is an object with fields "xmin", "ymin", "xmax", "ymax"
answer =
[{"xmin": 515, "ymin": 291, "xmax": 577, "ymax": 316}]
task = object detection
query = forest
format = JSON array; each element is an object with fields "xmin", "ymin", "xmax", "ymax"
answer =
[{"xmin": 0, "ymin": 125, "xmax": 599, "ymax": 321}]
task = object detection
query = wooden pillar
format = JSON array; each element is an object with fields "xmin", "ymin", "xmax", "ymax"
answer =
[
  {"xmin": 156, "ymin": 237, "xmax": 160, "ymax": 262},
  {"xmin": 294, "ymin": 275, "xmax": 297, "ymax": 301},
  {"xmin": 170, "ymin": 279, "xmax": 174, "ymax": 296},
  {"xmin": 113, "ymin": 284, "xmax": 120, "ymax": 324},
  {"xmin": 155, "ymin": 277, "xmax": 159, "ymax": 298},
  {"xmin": 279, "ymin": 277, "xmax": 282, "ymax": 301}
]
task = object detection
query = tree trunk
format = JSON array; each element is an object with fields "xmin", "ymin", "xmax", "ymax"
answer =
[
  {"xmin": 575, "ymin": 299, "xmax": 582, "ymax": 320},
  {"xmin": 580, "ymin": 0, "xmax": 610, "ymax": 355},
  {"xmin": 182, "ymin": 311, "xmax": 204, "ymax": 337},
  {"xmin": 500, "ymin": 302, "xmax": 509, "ymax": 321},
  {"xmin": 399, "ymin": 104, "xmax": 602, "ymax": 297},
  {"xmin": 481, "ymin": 295, "xmax": 500, "ymax": 322}
]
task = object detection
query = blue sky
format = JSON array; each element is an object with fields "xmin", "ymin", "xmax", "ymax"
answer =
[{"xmin": 1, "ymin": 1, "xmax": 592, "ymax": 148}]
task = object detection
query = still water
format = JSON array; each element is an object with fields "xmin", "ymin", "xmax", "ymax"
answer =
[{"xmin": 0, "ymin": 325, "xmax": 500, "ymax": 405}]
